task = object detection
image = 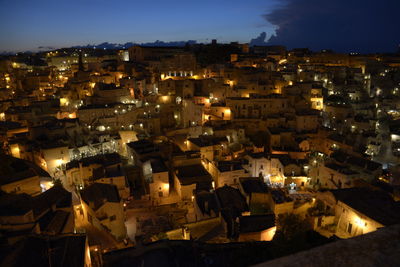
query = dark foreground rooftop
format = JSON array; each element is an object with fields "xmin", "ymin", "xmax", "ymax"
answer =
[
  {"xmin": 103, "ymin": 229, "xmax": 331, "ymax": 267},
  {"xmin": 0, "ymin": 234, "xmax": 87, "ymax": 267},
  {"xmin": 255, "ymin": 224, "xmax": 400, "ymax": 267}
]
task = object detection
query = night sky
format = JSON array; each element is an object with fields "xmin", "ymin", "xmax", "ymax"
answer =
[{"xmin": 0, "ymin": 0, "xmax": 399, "ymax": 53}]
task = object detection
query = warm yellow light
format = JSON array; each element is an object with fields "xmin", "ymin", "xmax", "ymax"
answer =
[
  {"xmin": 355, "ymin": 217, "xmax": 364, "ymax": 227},
  {"xmin": 160, "ymin": 95, "xmax": 170, "ymax": 103},
  {"xmin": 60, "ymin": 98, "xmax": 68, "ymax": 106},
  {"xmin": 11, "ymin": 145, "xmax": 20, "ymax": 158},
  {"xmin": 278, "ymin": 59, "xmax": 287, "ymax": 65},
  {"xmin": 163, "ymin": 183, "xmax": 170, "ymax": 191},
  {"xmin": 56, "ymin": 159, "xmax": 64, "ymax": 166},
  {"xmin": 288, "ymin": 81, "xmax": 293, "ymax": 86},
  {"xmin": 161, "ymin": 75, "xmax": 173, "ymax": 80}
]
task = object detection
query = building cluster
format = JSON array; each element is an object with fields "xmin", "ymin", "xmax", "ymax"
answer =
[{"xmin": 1, "ymin": 42, "xmax": 400, "ymax": 266}]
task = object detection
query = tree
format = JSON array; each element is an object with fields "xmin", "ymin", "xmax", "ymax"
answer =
[
  {"xmin": 307, "ymin": 199, "xmax": 326, "ymax": 216},
  {"xmin": 53, "ymin": 178, "xmax": 63, "ymax": 187},
  {"xmin": 151, "ymin": 232, "xmax": 168, "ymax": 241},
  {"xmin": 275, "ymin": 213, "xmax": 311, "ymax": 241}
]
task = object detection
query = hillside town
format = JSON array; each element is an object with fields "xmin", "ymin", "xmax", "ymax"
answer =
[{"xmin": 1, "ymin": 42, "xmax": 400, "ymax": 266}]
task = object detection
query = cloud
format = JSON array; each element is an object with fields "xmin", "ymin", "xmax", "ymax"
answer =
[
  {"xmin": 263, "ymin": 0, "xmax": 400, "ymax": 53},
  {"xmin": 249, "ymin": 32, "xmax": 269, "ymax": 46}
]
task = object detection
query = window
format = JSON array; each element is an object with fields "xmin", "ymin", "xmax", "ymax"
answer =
[
  {"xmin": 109, "ymin": 215, "xmax": 116, "ymax": 221},
  {"xmin": 347, "ymin": 223, "xmax": 352, "ymax": 234}
]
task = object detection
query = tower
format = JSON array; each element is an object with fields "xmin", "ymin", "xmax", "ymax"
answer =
[{"xmin": 78, "ymin": 51, "xmax": 84, "ymax": 71}]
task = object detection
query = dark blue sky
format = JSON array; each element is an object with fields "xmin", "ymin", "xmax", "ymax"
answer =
[
  {"xmin": 1, "ymin": 0, "xmax": 399, "ymax": 53},
  {"xmin": 0, "ymin": 0, "xmax": 277, "ymax": 52}
]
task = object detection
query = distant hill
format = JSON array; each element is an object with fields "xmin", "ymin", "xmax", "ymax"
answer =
[{"xmin": 72, "ymin": 40, "xmax": 198, "ymax": 50}]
